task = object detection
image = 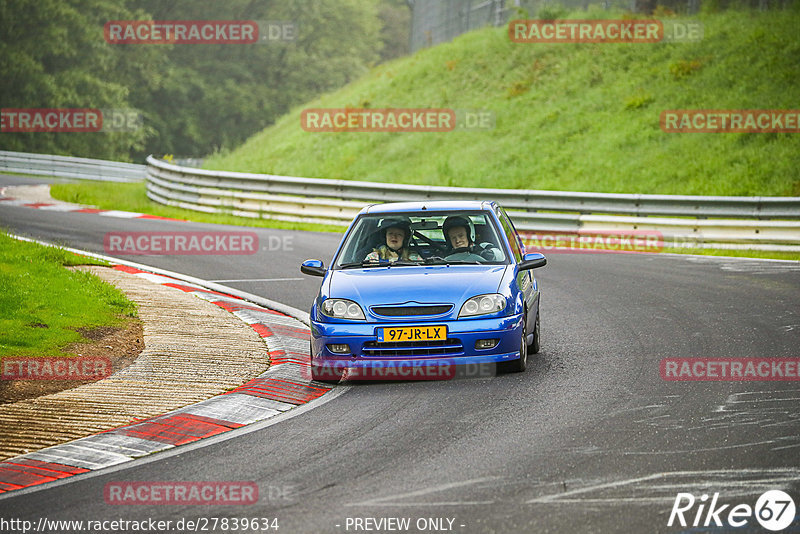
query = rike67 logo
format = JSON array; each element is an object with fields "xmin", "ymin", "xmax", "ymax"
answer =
[{"xmin": 668, "ymin": 490, "xmax": 796, "ymax": 531}]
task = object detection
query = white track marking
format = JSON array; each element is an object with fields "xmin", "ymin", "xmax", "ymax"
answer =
[
  {"xmin": 347, "ymin": 477, "xmax": 501, "ymax": 507},
  {"xmin": 210, "ymin": 277, "xmax": 304, "ymax": 282},
  {"xmin": 527, "ymin": 469, "xmax": 800, "ymax": 504}
]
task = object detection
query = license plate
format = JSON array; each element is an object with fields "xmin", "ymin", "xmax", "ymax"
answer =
[{"xmin": 378, "ymin": 325, "xmax": 447, "ymax": 343}]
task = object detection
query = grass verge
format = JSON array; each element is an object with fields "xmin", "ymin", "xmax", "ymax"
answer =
[
  {"xmin": 661, "ymin": 247, "xmax": 799, "ymax": 261},
  {"xmin": 49, "ymin": 182, "xmax": 346, "ymax": 233},
  {"xmin": 0, "ymin": 232, "xmax": 138, "ymax": 358}
]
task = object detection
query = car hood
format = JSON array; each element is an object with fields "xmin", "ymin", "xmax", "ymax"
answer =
[{"xmin": 326, "ymin": 265, "xmax": 508, "ymax": 311}]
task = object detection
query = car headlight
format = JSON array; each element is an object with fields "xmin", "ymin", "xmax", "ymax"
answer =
[
  {"xmin": 320, "ymin": 298, "xmax": 366, "ymax": 320},
  {"xmin": 458, "ymin": 294, "xmax": 507, "ymax": 318}
]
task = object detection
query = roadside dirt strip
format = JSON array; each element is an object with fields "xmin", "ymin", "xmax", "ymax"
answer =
[{"xmin": 0, "ymin": 264, "xmax": 331, "ymax": 495}]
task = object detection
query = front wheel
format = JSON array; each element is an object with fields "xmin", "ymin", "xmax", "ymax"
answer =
[
  {"xmin": 528, "ymin": 306, "xmax": 540, "ymax": 354},
  {"xmin": 311, "ymin": 365, "xmax": 342, "ymax": 383},
  {"xmin": 498, "ymin": 316, "xmax": 527, "ymax": 374}
]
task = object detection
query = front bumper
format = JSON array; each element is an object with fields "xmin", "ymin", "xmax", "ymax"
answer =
[{"xmin": 310, "ymin": 313, "xmax": 523, "ymax": 370}]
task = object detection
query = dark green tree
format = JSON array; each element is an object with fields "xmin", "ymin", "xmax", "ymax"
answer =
[
  {"xmin": 0, "ymin": 0, "xmax": 159, "ymax": 160},
  {"xmin": 2, "ymin": 0, "xmax": 385, "ymax": 161}
]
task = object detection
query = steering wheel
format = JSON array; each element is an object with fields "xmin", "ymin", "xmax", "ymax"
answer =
[
  {"xmin": 444, "ymin": 247, "xmax": 486, "ymax": 262},
  {"xmin": 410, "ymin": 230, "xmax": 449, "ymax": 257}
]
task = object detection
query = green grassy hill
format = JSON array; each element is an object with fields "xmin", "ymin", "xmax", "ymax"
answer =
[{"xmin": 205, "ymin": 8, "xmax": 799, "ymax": 196}]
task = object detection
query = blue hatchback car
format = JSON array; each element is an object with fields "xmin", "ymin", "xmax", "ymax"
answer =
[{"xmin": 300, "ymin": 201, "xmax": 546, "ymax": 382}]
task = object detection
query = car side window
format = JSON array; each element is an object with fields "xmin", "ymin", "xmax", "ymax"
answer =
[
  {"xmin": 497, "ymin": 209, "xmax": 522, "ymax": 263},
  {"xmin": 336, "ymin": 218, "xmax": 376, "ymax": 265}
]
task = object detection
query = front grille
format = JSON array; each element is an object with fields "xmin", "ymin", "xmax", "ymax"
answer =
[
  {"xmin": 362, "ymin": 338, "xmax": 464, "ymax": 358},
  {"xmin": 371, "ymin": 305, "xmax": 452, "ymax": 317}
]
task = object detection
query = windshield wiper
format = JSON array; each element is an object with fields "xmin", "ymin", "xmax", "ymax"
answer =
[
  {"xmin": 338, "ymin": 261, "xmax": 385, "ymax": 269},
  {"xmin": 423, "ymin": 256, "xmax": 483, "ymax": 265},
  {"xmin": 338, "ymin": 259, "xmax": 425, "ymax": 269}
]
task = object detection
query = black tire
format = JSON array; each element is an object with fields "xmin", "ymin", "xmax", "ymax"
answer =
[
  {"xmin": 498, "ymin": 314, "xmax": 527, "ymax": 374},
  {"xmin": 311, "ymin": 366, "xmax": 342, "ymax": 383},
  {"xmin": 529, "ymin": 306, "xmax": 541, "ymax": 354}
]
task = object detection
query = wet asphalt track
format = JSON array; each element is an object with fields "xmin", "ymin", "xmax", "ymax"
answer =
[{"xmin": 1, "ymin": 174, "xmax": 799, "ymax": 533}]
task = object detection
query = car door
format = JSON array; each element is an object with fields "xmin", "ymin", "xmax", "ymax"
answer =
[{"xmin": 497, "ymin": 207, "xmax": 537, "ymax": 337}]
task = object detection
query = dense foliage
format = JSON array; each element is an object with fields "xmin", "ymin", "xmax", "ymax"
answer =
[{"xmin": 1, "ymin": 0, "xmax": 400, "ymax": 161}]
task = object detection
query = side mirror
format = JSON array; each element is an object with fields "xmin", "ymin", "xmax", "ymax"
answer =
[
  {"xmin": 301, "ymin": 259, "xmax": 326, "ymax": 277},
  {"xmin": 518, "ymin": 252, "xmax": 546, "ymax": 271}
]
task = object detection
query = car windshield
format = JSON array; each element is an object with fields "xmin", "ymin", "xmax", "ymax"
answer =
[{"xmin": 334, "ymin": 211, "xmax": 508, "ymax": 268}]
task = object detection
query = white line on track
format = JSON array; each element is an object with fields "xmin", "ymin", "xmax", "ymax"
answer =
[
  {"xmin": 210, "ymin": 277, "xmax": 304, "ymax": 283},
  {"xmin": 346, "ymin": 477, "xmax": 501, "ymax": 507},
  {"xmin": 526, "ymin": 468, "xmax": 800, "ymax": 504}
]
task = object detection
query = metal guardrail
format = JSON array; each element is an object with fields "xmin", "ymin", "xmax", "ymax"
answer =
[
  {"xmin": 146, "ymin": 156, "xmax": 800, "ymax": 251},
  {"xmin": 3, "ymin": 151, "xmax": 796, "ymax": 250},
  {"xmin": 0, "ymin": 150, "xmax": 145, "ymax": 183},
  {"xmin": 146, "ymin": 156, "xmax": 800, "ymax": 219}
]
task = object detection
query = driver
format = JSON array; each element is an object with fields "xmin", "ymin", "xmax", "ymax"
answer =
[
  {"xmin": 442, "ymin": 216, "xmax": 482, "ymax": 261},
  {"xmin": 364, "ymin": 218, "xmax": 422, "ymax": 263},
  {"xmin": 442, "ymin": 216, "xmax": 502, "ymax": 261}
]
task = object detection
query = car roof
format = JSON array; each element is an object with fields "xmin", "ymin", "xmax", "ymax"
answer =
[{"xmin": 361, "ymin": 200, "xmax": 497, "ymax": 215}]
